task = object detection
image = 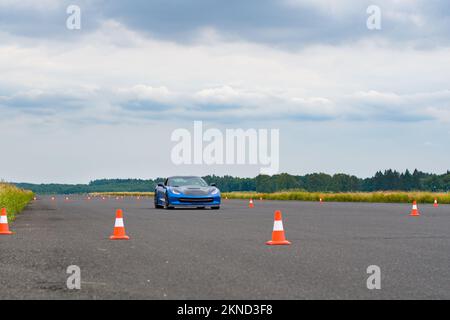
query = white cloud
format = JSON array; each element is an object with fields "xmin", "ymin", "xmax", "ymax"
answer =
[
  {"xmin": 1, "ymin": 20, "xmax": 450, "ymax": 124},
  {"xmin": 117, "ymin": 85, "xmax": 172, "ymax": 101}
]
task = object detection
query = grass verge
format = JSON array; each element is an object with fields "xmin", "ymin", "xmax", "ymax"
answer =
[
  {"xmin": 90, "ymin": 190, "xmax": 449, "ymax": 204},
  {"xmin": 90, "ymin": 192, "xmax": 154, "ymax": 197},
  {"xmin": 223, "ymin": 191, "xmax": 450, "ymax": 204},
  {"xmin": 0, "ymin": 183, "xmax": 34, "ymax": 221}
]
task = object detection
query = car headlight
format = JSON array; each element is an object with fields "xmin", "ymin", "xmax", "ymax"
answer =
[
  {"xmin": 211, "ymin": 187, "xmax": 220, "ymax": 195},
  {"xmin": 171, "ymin": 188, "xmax": 181, "ymax": 195}
]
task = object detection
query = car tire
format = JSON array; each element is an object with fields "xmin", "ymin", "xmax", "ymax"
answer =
[
  {"xmin": 154, "ymin": 191, "xmax": 163, "ymax": 209},
  {"xmin": 164, "ymin": 193, "xmax": 174, "ymax": 210}
]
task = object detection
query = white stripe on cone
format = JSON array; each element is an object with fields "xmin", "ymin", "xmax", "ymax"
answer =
[
  {"xmin": 115, "ymin": 218, "xmax": 124, "ymax": 227},
  {"xmin": 273, "ymin": 220, "xmax": 284, "ymax": 231},
  {"xmin": 0, "ymin": 216, "xmax": 8, "ymax": 224},
  {"xmin": 412, "ymin": 204, "xmax": 418, "ymax": 210}
]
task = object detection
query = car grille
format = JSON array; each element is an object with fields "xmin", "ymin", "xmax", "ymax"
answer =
[
  {"xmin": 183, "ymin": 189, "xmax": 210, "ymax": 196},
  {"xmin": 179, "ymin": 197, "xmax": 214, "ymax": 203}
]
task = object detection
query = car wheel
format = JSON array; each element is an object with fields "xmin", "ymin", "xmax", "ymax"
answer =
[
  {"xmin": 154, "ymin": 192, "xmax": 163, "ymax": 209},
  {"xmin": 164, "ymin": 193, "xmax": 174, "ymax": 210},
  {"xmin": 211, "ymin": 206, "xmax": 220, "ymax": 210}
]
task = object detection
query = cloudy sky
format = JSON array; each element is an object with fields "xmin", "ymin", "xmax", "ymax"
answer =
[{"xmin": 1, "ymin": 0, "xmax": 449, "ymax": 183}]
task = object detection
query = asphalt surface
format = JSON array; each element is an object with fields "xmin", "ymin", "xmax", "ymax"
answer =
[{"xmin": 0, "ymin": 196, "xmax": 449, "ymax": 299}]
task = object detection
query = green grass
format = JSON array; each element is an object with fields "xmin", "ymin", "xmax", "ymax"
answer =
[
  {"xmin": 223, "ymin": 191, "xmax": 450, "ymax": 204},
  {"xmin": 90, "ymin": 192, "xmax": 154, "ymax": 197},
  {"xmin": 90, "ymin": 190, "xmax": 449, "ymax": 204},
  {"xmin": 0, "ymin": 183, "xmax": 34, "ymax": 221}
]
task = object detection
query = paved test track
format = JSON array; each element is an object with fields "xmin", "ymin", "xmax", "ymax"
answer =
[{"xmin": 0, "ymin": 196, "xmax": 449, "ymax": 299}]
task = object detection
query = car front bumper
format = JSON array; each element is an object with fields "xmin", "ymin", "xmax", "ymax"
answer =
[{"xmin": 167, "ymin": 194, "xmax": 221, "ymax": 206}]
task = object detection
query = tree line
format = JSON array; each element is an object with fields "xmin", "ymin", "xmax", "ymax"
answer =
[{"xmin": 13, "ymin": 169, "xmax": 450, "ymax": 194}]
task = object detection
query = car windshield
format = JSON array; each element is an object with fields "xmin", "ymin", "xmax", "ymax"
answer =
[{"xmin": 168, "ymin": 177, "xmax": 208, "ymax": 187}]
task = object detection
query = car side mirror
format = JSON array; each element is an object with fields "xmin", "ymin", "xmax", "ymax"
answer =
[
  {"xmin": 157, "ymin": 183, "xmax": 164, "ymax": 187},
  {"xmin": 210, "ymin": 183, "xmax": 217, "ymax": 187}
]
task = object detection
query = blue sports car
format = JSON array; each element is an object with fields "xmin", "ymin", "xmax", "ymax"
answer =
[{"xmin": 154, "ymin": 176, "xmax": 221, "ymax": 210}]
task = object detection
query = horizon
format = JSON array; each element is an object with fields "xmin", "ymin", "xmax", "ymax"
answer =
[{"xmin": 9, "ymin": 168, "xmax": 450, "ymax": 185}]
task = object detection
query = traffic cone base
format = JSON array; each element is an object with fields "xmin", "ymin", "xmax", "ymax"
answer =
[
  {"xmin": 266, "ymin": 240, "xmax": 292, "ymax": 245},
  {"xmin": 0, "ymin": 228, "xmax": 13, "ymax": 235},
  {"xmin": 110, "ymin": 234, "xmax": 130, "ymax": 240},
  {"xmin": 0, "ymin": 208, "xmax": 13, "ymax": 235}
]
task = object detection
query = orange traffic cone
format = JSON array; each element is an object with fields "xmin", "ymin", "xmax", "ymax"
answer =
[
  {"xmin": 266, "ymin": 210, "xmax": 291, "ymax": 245},
  {"xmin": 319, "ymin": 198, "xmax": 323, "ymax": 204},
  {"xmin": 110, "ymin": 209, "xmax": 130, "ymax": 240},
  {"xmin": 0, "ymin": 208, "xmax": 13, "ymax": 235},
  {"xmin": 249, "ymin": 199, "xmax": 254, "ymax": 208},
  {"xmin": 259, "ymin": 197, "xmax": 263, "ymax": 201},
  {"xmin": 410, "ymin": 201, "xmax": 420, "ymax": 216},
  {"xmin": 434, "ymin": 199, "xmax": 439, "ymax": 208}
]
